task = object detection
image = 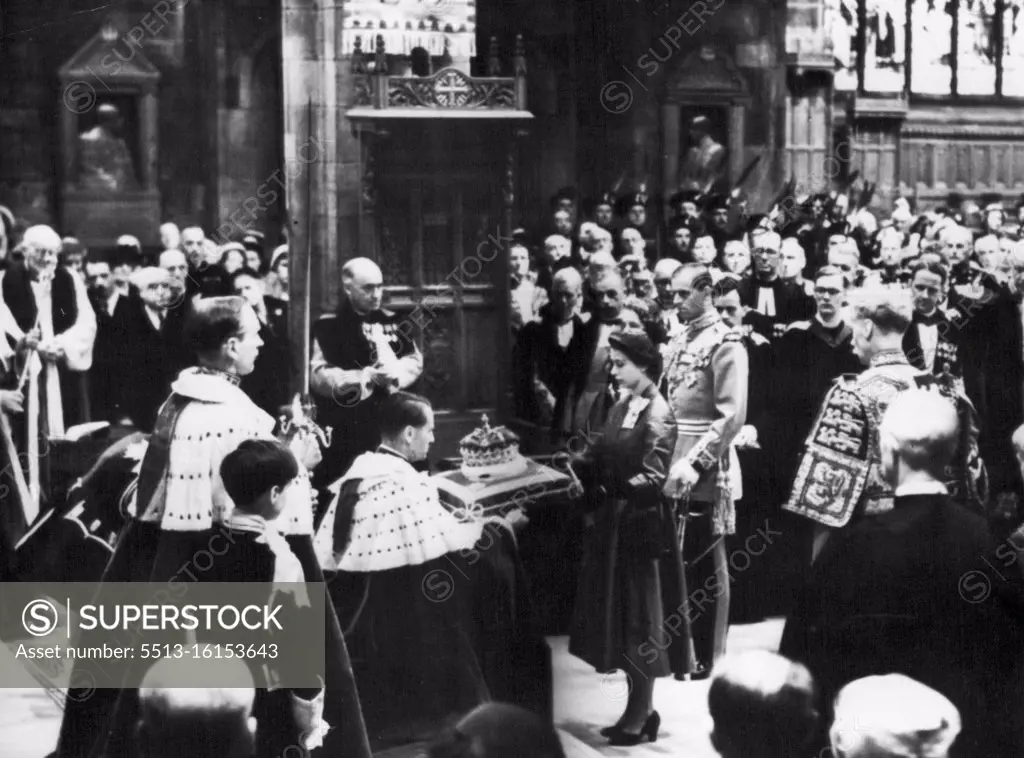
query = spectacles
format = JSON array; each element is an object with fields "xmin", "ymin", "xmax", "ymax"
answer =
[
  {"xmin": 814, "ymin": 287, "xmax": 842, "ymax": 296},
  {"xmin": 753, "ymin": 248, "xmax": 779, "ymax": 256}
]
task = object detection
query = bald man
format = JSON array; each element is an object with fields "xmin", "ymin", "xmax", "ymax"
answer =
[
  {"xmin": 136, "ymin": 658, "xmax": 257, "ymax": 758},
  {"xmin": 310, "ymin": 257, "xmax": 423, "ymax": 496},
  {"xmin": 782, "ymin": 390, "xmax": 1024, "ymax": 757}
]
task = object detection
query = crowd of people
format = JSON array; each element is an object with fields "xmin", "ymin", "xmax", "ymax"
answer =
[
  {"xmin": 510, "ymin": 183, "xmax": 1024, "ymax": 755},
  {"xmin": 1, "ymin": 173, "xmax": 1024, "ymax": 757}
]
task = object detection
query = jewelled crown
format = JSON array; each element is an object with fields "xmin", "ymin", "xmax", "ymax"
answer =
[{"xmin": 459, "ymin": 414, "xmax": 520, "ymax": 468}]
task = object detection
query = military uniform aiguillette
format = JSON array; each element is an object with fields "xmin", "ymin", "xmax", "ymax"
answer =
[{"xmin": 662, "ymin": 311, "xmax": 748, "ymax": 673}]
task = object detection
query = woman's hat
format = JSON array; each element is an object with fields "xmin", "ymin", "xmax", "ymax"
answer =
[{"xmin": 608, "ymin": 328, "xmax": 661, "ymax": 372}]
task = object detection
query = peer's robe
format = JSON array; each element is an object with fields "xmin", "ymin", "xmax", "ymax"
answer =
[
  {"xmin": 315, "ymin": 447, "xmax": 550, "ymax": 751},
  {"xmin": 54, "ymin": 367, "xmax": 371, "ymax": 758}
]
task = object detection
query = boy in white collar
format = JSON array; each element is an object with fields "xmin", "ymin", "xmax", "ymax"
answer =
[{"xmin": 219, "ymin": 439, "xmax": 329, "ymax": 756}]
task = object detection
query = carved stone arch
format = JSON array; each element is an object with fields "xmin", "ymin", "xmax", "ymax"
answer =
[
  {"xmin": 235, "ymin": 29, "xmax": 281, "ymax": 110},
  {"xmin": 660, "ymin": 44, "xmax": 752, "ymax": 203}
]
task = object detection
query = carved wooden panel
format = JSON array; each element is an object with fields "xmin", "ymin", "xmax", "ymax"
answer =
[
  {"xmin": 420, "ymin": 178, "xmax": 456, "ymax": 285},
  {"xmin": 898, "ymin": 129, "xmax": 1024, "ymax": 200},
  {"xmin": 371, "ymin": 160, "xmax": 505, "ymax": 421},
  {"xmin": 784, "ymin": 87, "xmax": 830, "ymax": 194},
  {"xmin": 420, "ymin": 307, "xmax": 461, "ymax": 409},
  {"xmin": 464, "ymin": 306, "xmax": 500, "ymax": 409},
  {"xmin": 850, "ymin": 121, "xmax": 898, "ymax": 199}
]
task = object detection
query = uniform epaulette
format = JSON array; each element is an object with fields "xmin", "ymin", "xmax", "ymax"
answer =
[
  {"xmin": 315, "ymin": 313, "xmax": 337, "ymax": 323},
  {"xmin": 786, "ymin": 320, "xmax": 812, "ymax": 332},
  {"xmin": 380, "ymin": 307, "xmax": 397, "ymax": 318},
  {"xmin": 749, "ymin": 332, "xmax": 770, "ymax": 347},
  {"xmin": 721, "ymin": 329, "xmax": 744, "ymax": 344}
]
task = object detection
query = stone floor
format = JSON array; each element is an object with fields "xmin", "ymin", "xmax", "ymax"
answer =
[
  {"xmin": 552, "ymin": 619, "xmax": 786, "ymax": 758},
  {"xmin": 0, "ymin": 620, "xmax": 785, "ymax": 757}
]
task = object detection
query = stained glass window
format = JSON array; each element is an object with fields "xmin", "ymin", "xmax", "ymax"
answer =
[
  {"xmin": 911, "ymin": 0, "xmax": 953, "ymax": 95},
  {"xmin": 865, "ymin": 0, "xmax": 907, "ymax": 91},
  {"xmin": 830, "ymin": 0, "xmax": 860, "ymax": 90},
  {"xmin": 957, "ymin": 0, "xmax": 997, "ymax": 94},
  {"xmin": 1003, "ymin": 1, "xmax": 1024, "ymax": 95}
]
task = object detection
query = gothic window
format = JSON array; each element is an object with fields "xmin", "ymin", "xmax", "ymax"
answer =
[
  {"xmin": 864, "ymin": 0, "xmax": 907, "ymax": 92},
  {"xmin": 837, "ymin": 0, "xmax": 1023, "ymax": 98},
  {"xmin": 911, "ymin": 0, "xmax": 953, "ymax": 94}
]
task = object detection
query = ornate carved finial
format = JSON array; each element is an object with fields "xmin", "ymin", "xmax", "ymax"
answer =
[
  {"xmin": 481, "ymin": 414, "xmax": 491, "ymax": 432},
  {"xmin": 488, "ymin": 36, "xmax": 501, "ymax": 77},
  {"xmin": 101, "ymin": 16, "xmax": 118, "ymax": 41},
  {"xmin": 375, "ymin": 34, "xmax": 388, "ymax": 75},
  {"xmin": 514, "ymin": 34, "xmax": 526, "ymax": 73},
  {"xmin": 352, "ymin": 36, "xmax": 365, "ymax": 74}
]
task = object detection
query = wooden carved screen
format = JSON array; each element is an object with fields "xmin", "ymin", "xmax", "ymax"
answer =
[
  {"xmin": 376, "ymin": 170, "xmax": 505, "ymax": 441},
  {"xmin": 784, "ymin": 86, "xmax": 831, "ymax": 194}
]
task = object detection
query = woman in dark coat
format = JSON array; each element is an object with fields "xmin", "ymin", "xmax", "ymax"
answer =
[{"xmin": 569, "ymin": 329, "xmax": 688, "ymax": 746}]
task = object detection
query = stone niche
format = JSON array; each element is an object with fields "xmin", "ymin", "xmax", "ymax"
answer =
[{"xmin": 58, "ymin": 21, "xmax": 162, "ymax": 248}]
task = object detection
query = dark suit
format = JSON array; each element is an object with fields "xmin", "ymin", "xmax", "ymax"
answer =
[
  {"xmin": 780, "ymin": 492, "xmax": 1024, "ymax": 757},
  {"xmin": 110, "ymin": 294, "xmax": 178, "ymax": 432},
  {"xmin": 241, "ymin": 296, "xmax": 290, "ymax": 416},
  {"xmin": 736, "ymin": 275, "xmax": 815, "ymax": 326},
  {"xmin": 770, "ymin": 319, "xmax": 862, "ymax": 483},
  {"xmin": 560, "ymin": 316, "xmax": 616, "ymax": 440},
  {"xmin": 87, "ymin": 291, "xmax": 125, "ymax": 423},
  {"xmin": 902, "ymin": 310, "xmax": 964, "ymax": 378},
  {"xmin": 767, "ymin": 318, "xmax": 862, "ymax": 613},
  {"xmin": 948, "ymin": 284, "xmax": 1024, "ymax": 496},
  {"xmin": 513, "ymin": 310, "xmax": 586, "ymax": 430},
  {"xmin": 730, "ymin": 328, "xmax": 776, "ymax": 621}
]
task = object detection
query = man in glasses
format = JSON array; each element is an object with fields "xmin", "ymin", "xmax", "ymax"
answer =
[
  {"xmin": 737, "ymin": 231, "xmax": 814, "ymax": 331},
  {"xmin": 756, "ymin": 266, "xmax": 863, "ymax": 615}
]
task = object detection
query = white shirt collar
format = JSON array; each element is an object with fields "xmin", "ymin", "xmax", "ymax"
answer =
[{"xmin": 894, "ymin": 482, "xmax": 949, "ymax": 497}]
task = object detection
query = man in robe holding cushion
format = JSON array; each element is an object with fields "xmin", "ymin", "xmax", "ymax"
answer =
[{"xmin": 315, "ymin": 391, "xmax": 545, "ymax": 750}]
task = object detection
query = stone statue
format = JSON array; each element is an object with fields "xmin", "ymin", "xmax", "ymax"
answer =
[
  {"xmin": 679, "ymin": 115, "xmax": 727, "ymax": 194},
  {"xmin": 77, "ymin": 103, "xmax": 139, "ymax": 193}
]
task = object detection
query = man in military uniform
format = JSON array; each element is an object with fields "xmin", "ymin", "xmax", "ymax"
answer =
[
  {"xmin": 310, "ymin": 258, "xmax": 423, "ymax": 507},
  {"xmin": 663, "ymin": 263, "xmax": 749, "ymax": 678},
  {"xmin": 784, "ymin": 287, "xmax": 987, "ymax": 564}
]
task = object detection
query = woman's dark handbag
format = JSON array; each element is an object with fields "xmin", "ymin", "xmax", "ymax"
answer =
[{"xmin": 622, "ymin": 500, "xmax": 672, "ymax": 560}]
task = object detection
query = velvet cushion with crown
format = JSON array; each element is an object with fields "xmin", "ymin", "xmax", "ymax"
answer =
[
  {"xmin": 314, "ymin": 451, "xmax": 483, "ymax": 572},
  {"xmin": 459, "ymin": 415, "xmax": 528, "ymax": 481}
]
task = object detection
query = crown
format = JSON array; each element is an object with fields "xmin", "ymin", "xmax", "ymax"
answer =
[{"xmin": 460, "ymin": 414, "xmax": 519, "ymax": 450}]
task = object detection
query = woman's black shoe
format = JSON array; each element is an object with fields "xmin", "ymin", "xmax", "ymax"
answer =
[
  {"xmin": 688, "ymin": 664, "xmax": 711, "ymax": 681},
  {"xmin": 606, "ymin": 711, "xmax": 660, "ymax": 746},
  {"xmin": 599, "ymin": 725, "xmax": 621, "ymax": 738}
]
